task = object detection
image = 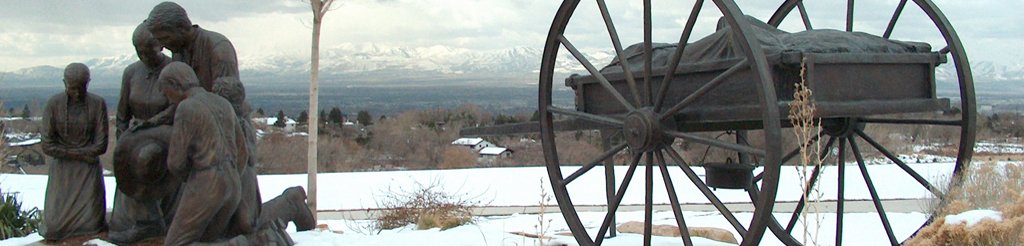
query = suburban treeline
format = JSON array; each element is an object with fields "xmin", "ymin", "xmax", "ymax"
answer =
[
  {"xmin": 252, "ymin": 103, "xmax": 1024, "ymax": 174},
  {"xmin": 3, "ymin": 102, "xmax": 1024, "ymax": 174},
  {"xmin": 254, "ymin": 104, "xmax": 582, "ymax": 174}
]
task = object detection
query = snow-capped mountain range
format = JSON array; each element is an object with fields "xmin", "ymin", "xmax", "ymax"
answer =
[
  {"xmin": 0, "ymin": 44, "xmax": 613, "ymax": 88},
  {"xmin": 3, "ymin": 43, "xmax": 1022, "ymax": 90},
  {"xmin": 243, "ymin": 44, "xmax": 547, "ymax": 77}
]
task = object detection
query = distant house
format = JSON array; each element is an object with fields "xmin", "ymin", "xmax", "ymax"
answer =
[
  {"xmin": 451, "ymin": 137, "xmax": 495, "ymax": 151},
  {"xmin": 479, "ymin": 147, "xmax": 513, "ymax": 158},
  {"xmin": 265, "ymin": 117, "xmax": 298, "ymax": 133}
]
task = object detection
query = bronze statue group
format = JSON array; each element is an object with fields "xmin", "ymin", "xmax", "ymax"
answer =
[{"xmin": 39, "ymin": 2, "xmax": 314, "ymax": 246}]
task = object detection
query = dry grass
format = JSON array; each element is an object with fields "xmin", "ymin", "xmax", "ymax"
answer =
[
  {"xmin": 905, "ymin": 162, "xmax": 1024, "ymax": 246},
  {"xmin": 370, "ymin": 178, "xmax": 485, "ymax": 233}
]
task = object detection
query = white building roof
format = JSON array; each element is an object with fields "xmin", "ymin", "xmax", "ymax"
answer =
[
  {"xmin": 8, "ymin": 138, "xmax": 41, "ymax": 147},
  {"xmin": 451, "ymin": 137, "xmax": 485, "ymax": 146},
  {"xmin": 261, "ymin": 117, "xmax": 296, "ymax": 126},
  {"xmin": 479, "ymin": 147, "xmax": 509, "ymax": 156},
  {"xmin": 256, "ymin": 117, "xmax": 277, "ymax": 125}
]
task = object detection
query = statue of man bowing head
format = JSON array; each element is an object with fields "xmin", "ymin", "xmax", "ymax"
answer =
[{"xmin": 147, "ymin": 1, "xmax": 240, "ymax": 92}]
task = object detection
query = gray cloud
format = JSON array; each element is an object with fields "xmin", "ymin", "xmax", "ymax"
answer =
[
  {"xmin": 0, "ymin": 0, "xmax": 1020, "ymax": 71},
  {"xmin": 0, "ymin": 0, "xmax": 306, "ymax": 26}
]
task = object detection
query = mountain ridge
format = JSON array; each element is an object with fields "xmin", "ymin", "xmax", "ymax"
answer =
[{"xmin": 2, "ymin": 43, "xmax": 1021, "ymax": 93}]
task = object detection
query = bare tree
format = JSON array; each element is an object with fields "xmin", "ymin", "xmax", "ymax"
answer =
[
  {"xmin": 308, "ymin": 0, "xmax": 337, "ymax": 223},
  {"xmin": 439, "ymin": 147, "xmax": 477, "ymax": 169}
]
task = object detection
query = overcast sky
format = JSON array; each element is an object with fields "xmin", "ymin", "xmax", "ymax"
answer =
[{"xmin": 0, "ymin": 0, "xmax": 1020, "ymax": 72}]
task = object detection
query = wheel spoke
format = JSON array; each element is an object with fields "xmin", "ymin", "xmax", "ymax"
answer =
[
  {"xmin": 659, "ymin": 59, "xmax": 749, "ymax": 120},
  {"xmin": 656, "ymin": 151, "xmax": 693, "ymax": 246},
  {"xmin": 836, "ymin": 137, "xmax": 847, "ymax": 246},
  {"xmin": 781, "ymin": 131, "xmax": 829, "ymax": 165},
  {"xmin": 653, "ymin": 0, "xmax": 704, "ymax": 112},
  {"xmin": 664, "ymin": 148, "xmax": 748, "ymax": 236},
  {"xmin": 547, "ymin": 105, "xmax": 624, "ymax": 127},
  {"xmin": 763, "ymin": 134, "xmax": 833, "ymax": 184},
  {"xmin": 558, "ymin": 35, "xmax": 637, "ymax": 111},
  {"xmin": 846, "ymin": 0, "xmax": 855, "ymax": 32},
  {"xmin": 883, "ymin": 0, "xmax": 909, "ymax": 38},
  {"xmin": 784, "ymin": 162, "xmax": 825, "ymax": 233},
  {"xmin": 797, "ymin": 1, "xmax": 812, "ymax": 30},
  {"xmin": 643, "ymin": 0, "xmax": 653, "ymax": 106},
  {"xmin": 938, "ymin": 46, "xmax": 951, "ymax": 55},
  {"xmin": 854, "ymin": 128, "xmax": 944, "ymax": 197},
  {"xmin": 859, "ymin": 117, "xmax": 962, "ymax": 126},
  {"xmin": 596, "ymin": 0, "xmax": 642, "ymax": 107},
  {"xmin": 664, "ymin": 129, "xmax": 766, "ymax": 157},
  {"xmin": 601, "ymin": 130, "xmax": 619, "ymax": 238},
  {"xmin": 561, "ymin": 142, "xmax": 628, "ymax": 186},
  {"xmin": 744, "ymin": 185, "xmax": 804, "ymax": 245},
  {"xmin": 783, "ymin": 135, "xmax": 836, "ymax": 232},
  {"xmin": 644, "ymin": 154, "xmax": 654, "ymax": 246},
  {"xmin": 594, "ymin": 152, "xmax": 643, "ymax": 246},
  {"xmin": 849, "ymin": 138, "xmax": 899, "ymax": 245},
  {"xmin": 768, "ymin": 0, "xmax": 812, "ymax": 29}
]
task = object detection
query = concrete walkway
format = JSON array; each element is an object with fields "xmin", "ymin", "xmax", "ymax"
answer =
[{"xmin": 317, "ymin": 198, "xmax": 935, "ymax": 220}]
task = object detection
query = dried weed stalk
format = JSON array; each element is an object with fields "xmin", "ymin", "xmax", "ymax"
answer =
[
  {"xmin": 789, "ymin": 57, "xmax": 823, "ymax": 245},
  {"xmin": 535, "ymin": 178, "xmax": 553, "ymax": 246}
]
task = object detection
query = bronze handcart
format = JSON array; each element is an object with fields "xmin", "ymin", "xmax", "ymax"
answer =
[{"xmin": 465, "ymin": 1, "xmax": 975, "ymax": 245}]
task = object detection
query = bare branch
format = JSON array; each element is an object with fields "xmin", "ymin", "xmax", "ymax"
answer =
[{"xmin": 321, "ymin": 0, "xmax": 336, "ymax": 17}]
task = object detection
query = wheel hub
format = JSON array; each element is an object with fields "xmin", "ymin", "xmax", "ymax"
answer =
[
  {"xmin": 623, "ymin": 108, "xmax": 671, "ymax": 152},
  {"xmin": 821, "ymin": 117, "xmax": 864, "ymax": 137}
]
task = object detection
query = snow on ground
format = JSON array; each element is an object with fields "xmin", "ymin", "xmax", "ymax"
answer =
[
  {"xmin": 914, "ymin": 142, "xmax": 1024, "ymax": 155},
  {"xmin": 0, "ymin": 211, "xmax": 928, "ymax": 246},
  {"xmin": 0, "ymin": 117, "xmax": 42, "ymax": 122},
  {"xmin": 2, "ymin": 133, "xmax": 37, "ymax": 142},
  {"xmin": 0, "ymin": 158, "xmax": 1012, "ymax": 246},
  {"xmin": 973, "ymin": 142, "xmax": 1024, "ymax": 154},
  {"xmin": 0, "ymin": 162, "xmax": 956, "ymax": 211},
  {"xmin": 944, "ymin": 209, "xmax": 1003, "ymax": 227},
  {"xmin": 291, "ymin": 210, "xmax": 929, "ymax": 246}
]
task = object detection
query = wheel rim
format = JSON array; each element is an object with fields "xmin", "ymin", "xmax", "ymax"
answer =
[
  {"xmin": 538, "ymin": 0, "xmax": 782, "ymax": 245},
  {"xmin": 763, "ymin": 1, "xmax": 975, "ymax": 245}
]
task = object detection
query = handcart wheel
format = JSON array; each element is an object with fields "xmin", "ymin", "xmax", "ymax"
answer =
[
  {"xmin": 538, "ymin": 0, "xmax": 783, "ymax": 245},
  {"xmin": 761, "ymin": 1, "xmax": 975, "ymax": 245}
]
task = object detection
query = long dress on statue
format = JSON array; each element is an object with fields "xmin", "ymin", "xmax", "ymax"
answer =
[
  {"xmin": 39, "ymin": 92, "xmax": 109, "ymax": 241},
  {"xmin": 108, "ymin": 55, "xmax": 180, "ymax": 245}
]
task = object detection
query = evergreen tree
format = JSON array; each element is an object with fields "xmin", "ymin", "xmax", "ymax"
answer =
[
  {"xmin": 274, "ymin": 110, "xmax": 287, "ymax": 127},
  {"xmin": 256, "ymin": 108, "xmax": 265, "ymax": 117},
  {"xmin": 296, "ymin": 110, "xmax": 309, "ymax": 125},
  {"xmin": 319, "ymin": 109, "xmax": 327, "ymax": 124},
  {"xmin": 494, "ymin": 114, "xmax": 518, "ymax": 125},
  {"xmin": 21, "ymin": 105, "xmax": 30, "ymax": 118},
  {"xmin": 357, "ymin": 110, "xmax": 373, "ymax": 126},
  {"xmin": 328, "ymin": 107, "xmax": 343, "ymax": 124}
]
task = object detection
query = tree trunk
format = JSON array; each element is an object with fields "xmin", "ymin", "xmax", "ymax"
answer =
[{"xmin": 307, "ymin": 0, "xmax": 325, "ymax": 224}]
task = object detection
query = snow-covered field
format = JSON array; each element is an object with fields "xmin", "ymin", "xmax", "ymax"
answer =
[{"xmin": 0, "ymin": 158, "xmax": 1016, "ymax": 246}]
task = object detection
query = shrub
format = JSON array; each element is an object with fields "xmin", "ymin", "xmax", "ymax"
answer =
[
  {"xmin": 371, "ymin": 179, "xmax": 484, "ymax": 233},
  {"xmin": 905, "ymin": 162, "xmax": 1024, "ymax": 246},
  {"xmin": 0, "ymin": 190, "xmax": 40, "ymax": 239}
]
